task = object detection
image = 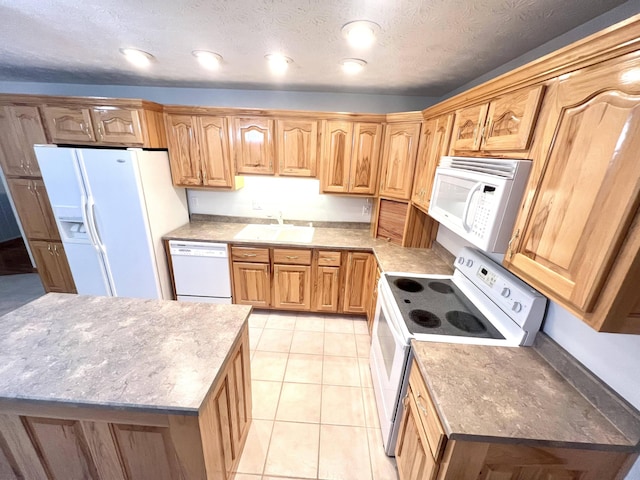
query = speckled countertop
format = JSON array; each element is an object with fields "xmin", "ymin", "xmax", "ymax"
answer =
[
  {"xmin": 0, "ymin": 294, "xmax": 251, "ymax": 415},
  {"xmin": 164, "ymin": 220, "xmax": 454, "ymax": 275},
  {"xmin": 411, "ymin": 340, "xmax": 640, "ymax": 451}
]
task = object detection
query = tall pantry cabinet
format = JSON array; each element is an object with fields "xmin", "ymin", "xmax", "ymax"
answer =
[{"xmin": 0, "ymin": 105, "xmax": 75, "ymax": 292}]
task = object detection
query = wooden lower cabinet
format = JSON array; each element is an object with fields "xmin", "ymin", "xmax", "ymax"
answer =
[
  {"xmin": 232, "ymin": 262, "xmax": 271, "ymax": 307},
  {"xmin": 343, "ymin": 252, "xmax": 373, "ymax": 314},
  {"xmin": 314, "ymin": 265, "xmax": 341, "ymax": 312},
  {"xmin": 0, "ymin": 324, "xmax": 251, "ymax": 480},
  {"xmin": 397, "ymin": 360, "xmax": 634, "ymax": 480},
  {"xmin": 30, "ymin": 240, "xmax": 75, "ymax": 293},
  {"xmin": 273, "ymin": 264, "xmax": 311, "ymax": 310},
  {"xmin": 367, "ymin": 266, "xmax": 381, "ymax": 334}
]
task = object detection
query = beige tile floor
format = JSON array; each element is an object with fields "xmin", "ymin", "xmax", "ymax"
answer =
[{"xmin": 236, "ymin": 310, "xmax": 398, "ymax": 480}]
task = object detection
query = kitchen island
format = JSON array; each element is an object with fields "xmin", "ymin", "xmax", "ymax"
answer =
[{"xmin": 0, "ymin": 293, "xmax": 252, "ymax": 480}]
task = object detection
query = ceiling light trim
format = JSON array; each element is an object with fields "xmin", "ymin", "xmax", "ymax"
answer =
[
  {"xmin": 341, "ymin": 20, "xmax": 380, "ymax": 49},
  {"xmin": 192, "ymin": 50, "xmax": 223, "ymax": 70},
  {"xmin": 341, "ymin": 58, "xmax": 367, "ymax": 75},
  {"xmin": 119, "ymin": 48, "xmax": 155, "ymax": 68},
  {"xmin": 265, "ymin": 53, "xmax": 293, "ymax": 75}
]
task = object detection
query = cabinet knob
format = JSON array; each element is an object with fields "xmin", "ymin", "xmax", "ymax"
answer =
[{"xmin": 47, "ymin": 244, "xmax": 54, "ymax": 256}]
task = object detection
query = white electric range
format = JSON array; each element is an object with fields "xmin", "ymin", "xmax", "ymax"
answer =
[{"xmin": 370, "ymin": 247, "xmax": 547, "ymax": 456}]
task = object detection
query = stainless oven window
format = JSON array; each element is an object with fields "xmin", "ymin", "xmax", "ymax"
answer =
[{"xmin": 376, "ymin": 299, "xmax": 398, "ymax": 379}]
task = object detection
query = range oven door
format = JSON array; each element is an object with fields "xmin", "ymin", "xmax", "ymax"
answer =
[{"xmin": 370, "ymin": 282, "xmax": 410, "ymax": 455}]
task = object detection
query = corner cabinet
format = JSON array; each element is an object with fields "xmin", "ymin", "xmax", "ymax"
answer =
[
  {"xmin": 504, "ymin": 53, "xmax": 640, "ymax": 334},
  {"xmin": 450, "ymin": 85, "xmax": 544, "ymax": 153},
  {"xmin": 411, "ymin": 114, "xmax": 454, "ymax": 212},
  {"xmin": 165, "ymin": 113, "xmax": 236, "ymax": 188},
  {"xmin": 320, "ymin": 120, "xmax": 382, "ymax": 195},
  {"xmin": 379, "ymin": 122, "xmax": 421, "ymax": 200}
]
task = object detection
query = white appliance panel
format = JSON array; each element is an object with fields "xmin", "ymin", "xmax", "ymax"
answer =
[
  {"xmin": 63, "ymin": 243, "xmax": 110, "ymax": 296},
  {"xmin": 177, "ymin": 295, "xmax": 233, "ymax": 304},
  {"xmin": 78, "ymin": 149, "xmax": 160, "ymax": 299}
]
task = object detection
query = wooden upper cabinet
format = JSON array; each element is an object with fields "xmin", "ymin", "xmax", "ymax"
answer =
[
  {"xmin": 412, "ymin": 114, "xmax": 454, "ymax": 212},
  {"xmin": 451, "ymin": 85, "xmax": 544, "ymax": 153},
  {"xmin": 379, "ymin": 122, "xmax": 421, "ymax": 200},
  {"xmin": 276, "ymin": 119, "xmax": 318, "ymax": 177},
  {"xmin": 42, "ymin": 106, "xmax": 96, "ymax": 143},
  {"xmin": 165, "ymin": 114, "xmax": 202, "ymax": 186},
  {"xmin": 7, "ymin": 178, "xmax": 59, "ymax": 240},
  {"xmin": 350, "ymin": 122, "xmax": 382, "ymax": 195},
  {"xmin": 505, "ymin": 55, "xmax": 640, "ymax": 333},
  {"xmin": 91, "ymin": 107, "xmax": 144, "ymax": 145},
  {"xmin": 199, "ymin": 116, "xmax": 233, "ymax": 187},
  {"xmin": 234, "ymin": 117, "xmax": 274, "ymax": 175},
  {"xmin": 320, "ymin": 120, "xmax": 353, "ymax": 193},
  {"xmin": 0, "ymin": 105, "xmax": 47, "ymax": 177}
]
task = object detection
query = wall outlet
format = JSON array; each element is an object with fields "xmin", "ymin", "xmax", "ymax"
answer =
[
  {"xmin": 362, "ymin": 203, "xmax": 372, "ymax": 215},
  {"xmin": 252, "ymin": 199, "xmax": 262, "ymax": 210}
]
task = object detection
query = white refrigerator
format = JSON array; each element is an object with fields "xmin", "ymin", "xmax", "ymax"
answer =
[{"xmin": 35, "ymin": 146, "xmax": 188, "ymax": 300}]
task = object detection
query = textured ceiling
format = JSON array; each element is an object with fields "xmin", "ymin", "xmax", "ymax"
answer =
[{"xmin": 0, "ymin": 0, "xmax": 629, "ymax": 96}]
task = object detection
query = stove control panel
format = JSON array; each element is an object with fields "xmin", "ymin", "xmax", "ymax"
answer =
[{"xmin": 455, "ymin": 247, "xmax": 547, "ymax": 331}]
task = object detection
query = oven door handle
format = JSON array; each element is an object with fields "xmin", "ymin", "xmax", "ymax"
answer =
[{"xmin": 462, "ymin": 182, "xmax": 483, "ymax": 232}]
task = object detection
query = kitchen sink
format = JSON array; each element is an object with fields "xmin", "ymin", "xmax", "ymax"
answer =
[{"xmin": 233, "ymin": 224, "xmax": 315, "ymax": 243}]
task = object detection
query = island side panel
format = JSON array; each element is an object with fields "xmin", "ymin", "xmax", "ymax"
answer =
[{"xmin": 199, "ymin": 322, "xmax": 252, "ymax": 480}]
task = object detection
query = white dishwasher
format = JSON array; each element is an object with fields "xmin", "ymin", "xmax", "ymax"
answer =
[{"xmin": 169, "ymin": 240, "xmax": 232, "ymax": 304}]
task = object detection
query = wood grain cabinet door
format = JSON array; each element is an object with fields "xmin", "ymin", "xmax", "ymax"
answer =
[
  {"xmin": 30, "ymin": 241, "xmax": 76, "ymax": 293},
  {"xmin": 198, "ymin": 115, "xmax": 234, "ymax": 188},
  {"xmin": 343, "ymin": 252, "xmax": 373, "ymax": 314},
  {"xmin": 320, "ymin": 120, "xmax": 353, "ymax": 193},
  {"xmin": 91, "ymin": 107, "xmax": 144, "ymax": 145},
  {"xmin": 273, "ymin": 264, "xmax": 311, "ymax": 310},
  {"xmin": 232, "ymin": 262, "xmax": 271, "ymax": 307},
  {"xmin": 450, "ymin": 103, "xmax": 489, "ymax": 152},
  {"xmin": 379, "ymin": 122, "xmax": 421, "ymax": 200},
  {"xmin": 506, "ymin": 63, "xmax": 640, "ymax": 324},
  {"xmin": 0, "ymin": 106, "xmax": 47, "ymax": 177},
  {"xmin": 481, "ymin": 85, "xmax": 545, "ymax": 151},
  {"xmin": 165, "ymin": 114, "xmax": 203, "ymax": 186},
  {"xmin": 42, "ymin": 106, "xmax": 96, "ymax": 144},
  {"xmin": 350, "ymin": 122, "xmax": 382, "ymax": 194},
  {"xmin": 314, "ymin": 265, "xmax": 340, "ymax": 312},
  {"xmin": 7, "ymin": 179, "xmax": 59, "ymax": 240},
  {"xmin": 234, "ymin": 117, "xmax": 275, "ymax": 175},
  {"xmin": 276, "ymin": 119, "xmax": 318, "ymax": 177}
]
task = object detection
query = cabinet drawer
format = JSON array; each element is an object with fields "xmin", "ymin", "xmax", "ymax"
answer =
[
  {"xmin": 273, "ymin": 249, "xmax": 312, "ymax": 265},
  {"xmin": 231, "ymin": 246, "xmax": 270, "ymax": 263},
  {"xmin": 409, "ymin": 360, "xmax": 446, "ymax": 460},
  {"xmin": 317, "ymin": 251, "xmax": 342, "ymax": 267}
]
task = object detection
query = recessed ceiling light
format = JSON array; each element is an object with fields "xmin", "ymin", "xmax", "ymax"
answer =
[
  {"xmin": 119, "ymin": 48, "xmax": 154, "ymax": 68},
  {"xmin": 341, "ymin": 59, "xmax": 367, "ymax": 75},
  {"xmin": 193, "ymin": 50, "xmax": 223, "ymax": 70},
  {"xmin": 265, "ymin": 54, "xmax": 292, "ymax": 75},
  {"xmin": 341, "ymin": 21, "xmax": 380, "ymax": 49}
]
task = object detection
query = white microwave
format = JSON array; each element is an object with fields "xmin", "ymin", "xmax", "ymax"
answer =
[{"xmin": 428, "ymin": 156, "xmax": 532, "ymax": 253}]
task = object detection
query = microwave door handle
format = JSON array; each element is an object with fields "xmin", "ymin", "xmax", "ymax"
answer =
[{"xmin": 462, "ymin": 182, "xmax": 483, "ymax": 232}]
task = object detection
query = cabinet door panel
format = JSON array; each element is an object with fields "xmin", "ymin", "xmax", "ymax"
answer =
[
  {"xmin": 482, "ymin": 85, "xmax": 544, "ymax": 151},
  {"xmin": 510, "ymin": 89, "xmax": 640, "ymax": 313},
  {"xmin": 0, "ymin": 106, "xmax": 24, "ymax": 176},
  {"xmin": 379, "ymin": 123, "xmax": 421, "ymax": 200},
  {"xmin": 320, "ymin": 121, "xmax": 353, "ymax": 193},
  {"xmin": 92, "ymin": 108, "xmax": 144, "ymax": 145},
  {"xmin": 273, "ymin": 264, "xmax": 311, "ymax": 310},
  {"xmin": 234, "ymin": 118, "xmax": 274, "ymax": 175},
  {"xmin": 199, "ymin": 116, "xmax": 233, "ymax": 187},
  {"xmin": 350, "ymin": 122, "xmax": 382, "ymax": 194},
  {"xmin": 165, "ymin": 114, "xmax": 202, "ymax": 186},
  {"xmin": 232, "ymin": 262, "xmax": 271, "ymax": 307},
  {"xmin": 395, "ymin": 391, "xmax": 437, "ymax": 480},
  {"xmin": 451, "ymin": 104, "xmax": 488, "ymax": 152},
  {"xmin": 314, "ymin": 265, "xmax": 340, "ymax": 312},
  {"xmin": 343, "ymin": 252, "xmax": 372, "ymax": 314},
  {"xmin": 412, "ymin": 118, "xmax": 436, "ymax": 208},
  {"xmin": 277, "ymin": 119, "xmax": 318, "ymax": 177},
  {"xmin": 30, "ymin": 241, "xmax": 76, "ymax": 293},
  {"xmin": 42, "ymin": 106, "xmax": 96, "ymax": 143},
  {"xmin": 7, "ymin": 179, "xmax": 59, "ymax": 240},
  {"xmin": 0, "ymin": 106, "xmax": 47, "ymax": 177}
]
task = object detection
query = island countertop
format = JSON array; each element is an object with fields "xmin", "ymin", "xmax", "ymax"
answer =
[
  {"xmin": 0, "ymin": 293, "xmax": 252, "ymax": 415},
  {"xmin": 164, "ymin": 219, "xmax": 454, "ymax": 275}
]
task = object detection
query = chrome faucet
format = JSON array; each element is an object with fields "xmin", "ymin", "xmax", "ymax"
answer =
[{"xmin": 277, "ymin": 210, "xmax": 284, "ymax": 225}]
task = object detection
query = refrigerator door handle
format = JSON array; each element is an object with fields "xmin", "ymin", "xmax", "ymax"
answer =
[
  {"xmin": 81, "ymin": 194, "xmax": 99, "ymax": 251},
  {"xmin": 86, "ymin": 195, "xmax": 104, "ymax": 252}
]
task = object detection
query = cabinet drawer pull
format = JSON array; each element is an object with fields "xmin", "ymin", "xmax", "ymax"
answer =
[
  {"xmin": 243, "ymin": 253, "xmax": 257, "ymax": 257},
  {"xmin": 507, "ymin": 229, "xmax": 520, "ymax": 259},
  {"xmin": 403, "ymin": 393, "xmax": 410, "ymax": 407},
  {"xmin": 415, "ymin": 392, "xmax": 429, "ymax": 415},
  {"xmin": 285, "ymin": 255, "xmax": 299, "ymax": 259},
  {"xmin": 47, "ymin": 244, "xmax": 54, "ymax": 256}
]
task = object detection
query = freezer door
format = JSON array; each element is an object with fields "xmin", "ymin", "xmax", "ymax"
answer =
[
  {"xmin": 64, "ymin": 243, "xmax": 110, "ymax": 296},
  {"xmin": 78, "ymin": 149, "xmax": 161, "ymax": 299}
]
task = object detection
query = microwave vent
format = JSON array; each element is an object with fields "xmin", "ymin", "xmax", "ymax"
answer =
[{"xmin": 439, "ymin": 156, "xmax": 521, "ymax": 179}]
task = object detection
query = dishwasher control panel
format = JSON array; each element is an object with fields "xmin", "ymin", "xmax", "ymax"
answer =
[{"xmin": 169, "ymin": 241, "xmax": 229, "ymax": 258}]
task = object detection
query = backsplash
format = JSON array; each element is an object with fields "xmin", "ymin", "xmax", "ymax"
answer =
[{"xmin": 187, "ymin": 176, "xmax": 373, "ymax": 223}]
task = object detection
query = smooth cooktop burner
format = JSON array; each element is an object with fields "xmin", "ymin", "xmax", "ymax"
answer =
[
  {"xmin": 393, "ymin": 278, "xmax": 424, "ymax": 293},
  {"xmin": 446, "ymin": 311, "xmax": 486, "ymax": 333},
  {"xmin": 385, "ymin": 275, "xmax": 504, "ymax": 340},
  {"xmin": 409, "ymin": 310, "xmax": 441, "ymax": 328}
]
